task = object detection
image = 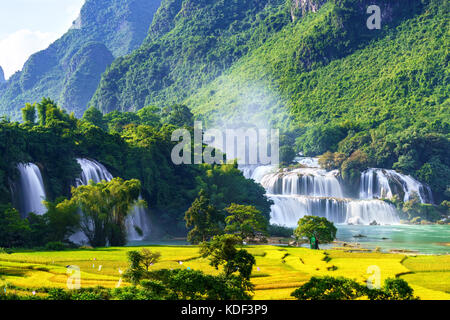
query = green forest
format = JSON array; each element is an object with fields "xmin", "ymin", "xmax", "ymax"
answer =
[{"xmin": 0, "ymin": 99, "xmax": 271, "ymax": 248}]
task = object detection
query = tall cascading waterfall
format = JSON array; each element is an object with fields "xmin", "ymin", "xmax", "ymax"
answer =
[
  {"xmin": 75, "ymin": 158, "xmax": 113, "ymax": 186},
  {"xmin": 16, "ymin": 163, "xmax": 47, "ymax": 217},
  {"xmin": 360, "ymin": 168, "xmax": 434, "ymax": 204},
  {"xmin": 242, "ymin": 158, "xmax": 402, "ymax": 228},
  {"xmin": 73, "ymin": 158, "xmax": 151, "ymax": 242}
]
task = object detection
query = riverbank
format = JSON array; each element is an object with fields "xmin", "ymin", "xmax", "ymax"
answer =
[{"xmin": 0, "ymin": 245, "xmax": 448, "ymax": 300}]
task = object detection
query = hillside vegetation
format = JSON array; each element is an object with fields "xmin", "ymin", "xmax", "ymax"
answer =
[{"xmin": 91, "ymin": 0, "xmax": 449, "ymax": 200}]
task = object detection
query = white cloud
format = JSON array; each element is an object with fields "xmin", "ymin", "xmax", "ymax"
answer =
[{"xmin": 0, "ymin": 29, "xmax": 59, "ymax": 79}]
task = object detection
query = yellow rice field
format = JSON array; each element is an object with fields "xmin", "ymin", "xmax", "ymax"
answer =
[{"xmin": 0, "ymin": 245, "xmax": 449, "ymax": 300}]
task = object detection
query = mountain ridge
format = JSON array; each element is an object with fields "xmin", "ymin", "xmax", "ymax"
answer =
[{"xmin": 0, "ymin": 0, "xmax": 162, "ymax": 119}]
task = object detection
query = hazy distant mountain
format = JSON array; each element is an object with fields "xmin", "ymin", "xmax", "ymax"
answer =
[
  {"xmin": 0, "ymin": 0, "xmax": 162, "ymax": 119},
  {"xmin": 0, "ymin": 66, "xmax": 5, "ymax": 84}
]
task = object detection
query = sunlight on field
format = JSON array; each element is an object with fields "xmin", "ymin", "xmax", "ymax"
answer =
[{"xmin": 0, "ymin": 245, "xmax": 449, "ymax": 300}]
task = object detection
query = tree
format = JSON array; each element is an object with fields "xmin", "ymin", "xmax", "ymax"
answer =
[
  {"xmin": 224, "ymin": 203, "xmax": 267, "ymax": 240},
  {"xmin": 117, "ymin": 269, "xmax": 252, "ymax": 300},
  {"xmin": 142, "ymin": 269, "xmax": 252, "ymax": 300},
  {"xmin": 82, "ymin": 107, "xmax": 106, "ymax": 130},
  {"xmin": 184, "ymin": 190, "xmax": 222, "ymax": 244},
  {"xmin": 21, "ymin": 103, "xmax": 36, "ymax": 124},
  {"xmin": 340, "ymin": 149, "xmax": 369, "ymax": 185},
  {"xmin": 318, "ymin": 151, "xmax": 346, "ymax": 171},
  {"xmin": 161, "ymin": 104, "xmax": 193, "ymax": 127},
  {"xmin": 0, "ymin": 205, "xmax": 30, "ymax": 248},
  {"xmin": 69, "ymin": 178, "xmax": 141, "ymax": 247},
  {"xmin": 294, "ymin": 216, "xmax": 337, "ymax": 249},
  {"xmin": 137, "ymin": 106, "xmax": 161, "ymax": 127},
  {"xmin": 140, "ymin": 248, "xmax": 161, "ymax": 271},
  {"xmin": 43, "ymin": 197, "xmax": 80, "ymax": 242},
  {"xmin": 200, "ymin": 234, "xmax": 255, "ymax": 281},
  {"xmin": 124, "ymin": 250, "xmax": 146, "ymax": 285}
]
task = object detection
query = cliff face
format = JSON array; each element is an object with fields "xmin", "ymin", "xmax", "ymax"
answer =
[
  {"xmin": 0, "ymin": 0, "xmax": 162, "ymax": 119},
  {"xmin": 290, "ymin": 0, "xmax": 328, "ymax": 21},
  {"xmin": 290, "ymin": 0, "xmax": 420, "ymax": 22}
]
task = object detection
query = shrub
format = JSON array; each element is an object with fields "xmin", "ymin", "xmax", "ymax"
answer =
[
  {"xmin": 291, "ymin": 276, "xmax": 365, "ymax": 300},
  {"xmin": 340, "ymin": 150, "xmax": 369, "ymax": 186},
  {"xmin": 268, "ymin": 224, "xmax": 293, "ymax": 237},
  {"xmin": 44, "ymin": 241, "xmax": 68, "ymax": 251},
  {"xmin": 366, "ymin": 278, "xmax": 419, "ymax": 300}
]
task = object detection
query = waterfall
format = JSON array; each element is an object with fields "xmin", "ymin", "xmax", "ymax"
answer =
[
  {"xmin": 241, "ymin": 157, "xmax": 403, "ymax": 227},
  {"xmin": 270, "ymin": 195, "xmax": 348, "ymax": 227},
  {"xmin": 16, "ymin": 163, "xmax": 47, "ymax": 217},
  {"xmin": 125, "ymin": 197, "xmax": 151, "ymax": 241},
  {"xmin": 360, "ymin": 168, "xmax": 433, "ymax": 204},
  {"xmin": 346, "ymin": 200, "xmax": 400, "ymax": 225},
  {"xmin": 73, "ymin": 158, "xmax": 150, "ymax": 242},
  {"xmin": 75, "ymin": 158, "xmax": 113, "ymax": 186},
  {"xmin": 260, "ymin": 168, "xmax": 343, "ymax": 198},
  {"xmin": 269, "ymin": 196, "xmax": 400, "ymax": 228}
]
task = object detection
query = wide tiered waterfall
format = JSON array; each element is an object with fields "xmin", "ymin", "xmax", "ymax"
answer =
[
  {"xmin": 16, "ymin": 163, "xmax": 47, "ymax": 217},
  {"xmin": 360, "ymin": 168, "xmax": 433, "ymax": 204},
  {"xmin": 241, "ymin": 158, "xmax": 421, "ymax": 227},
  {"xmin": 75, "ymin": 158, "xmax": 151, "ymax": 241}
]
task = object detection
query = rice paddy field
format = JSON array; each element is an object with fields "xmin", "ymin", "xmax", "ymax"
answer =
[{"xmin": 0, "ymin": 245, "xmax": 449, "ymax": 300}]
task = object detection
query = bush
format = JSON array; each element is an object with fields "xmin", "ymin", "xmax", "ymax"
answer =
[
  {"xmin": 291, "ymin": 276, "xmax": 419, "ymax": 300},
  {"xmin": 318, "ymin": 151, "xmax": 346, "ymax": 171},
  {"xmin": 44, "ymin": 241, "xmax": 68, "ymax": 251},
  {"xmin": 340, "ymin": 150, "xmax": 369, "ymax": 186},
  {"xmin": 367, "ymin": 278, "xmax": 419, "ymax": 300},
  {"xmin": 291, "ymin": 276, "xmax": 365, "ymax": 300},
  {"xmin": 268, "ymin": 224, "xmax": 293, "ymax": 237}
]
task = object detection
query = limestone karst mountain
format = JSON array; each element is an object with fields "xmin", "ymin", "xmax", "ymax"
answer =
[{"xmin": 0, "ymin": 0, "xmax": 161, "ymax": 119}]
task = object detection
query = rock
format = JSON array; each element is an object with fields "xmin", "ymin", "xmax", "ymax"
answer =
[
  {"xmin": 353, "ymin": 234, "xmax": 366, "ymax": 238},
  {"xmin": 369, "ymin": 220, "xmax": 379, "ymax": 226},
  {"xmin": 290, "ymin": 0, "xmax": 327, "ymax": 22}
]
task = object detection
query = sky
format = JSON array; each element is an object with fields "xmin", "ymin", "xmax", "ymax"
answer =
[{"xmin": 0, "ymin": 0, "xmax": 85, "ymax": 79}]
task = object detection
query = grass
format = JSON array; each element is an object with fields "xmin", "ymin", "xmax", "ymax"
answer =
[{"xmin": 0, "ymin": 245, "xmax": 449, "ymax": 300}]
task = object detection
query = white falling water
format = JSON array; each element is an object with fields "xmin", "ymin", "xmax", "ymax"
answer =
[
  {"xmin": 270, "ymin": 195, "xmax": 348, "ymax": 227},
  {"xmin": 241, "ymin": 157, "xmax": 403, "ymax": 227},
  {"xmin": 260, "ymin": 168, "xmax": 343, "ymax": 198},
  {"xmin": 17, "ymin": 163, "xmax": 47, "ymax": 217},
  {"xmin": 73, "ymin": 158, "xmax": 150, "ymax": 242},
  {"xmin": 295, "ymin": 157, "xmax": 320, "ymax": 168},
  {"xmin": 360, "ymin": 168, "xmax": 433, "ymax": 204},
  {"xmin": 75, "ymin": 158, "xmax": 113, "ymax": 186},
  {"xmin": 346, "ymin": 200, "xmax": 400, "ymax": 225},
  {"xmin": 125, "ymin": 197, "xmax": 150, "ymax": 241}
]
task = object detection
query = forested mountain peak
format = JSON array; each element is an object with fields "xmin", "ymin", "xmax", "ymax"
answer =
[{"xmin": 0, "ymin": 0, "xmax": 162, "ymax": 119}]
